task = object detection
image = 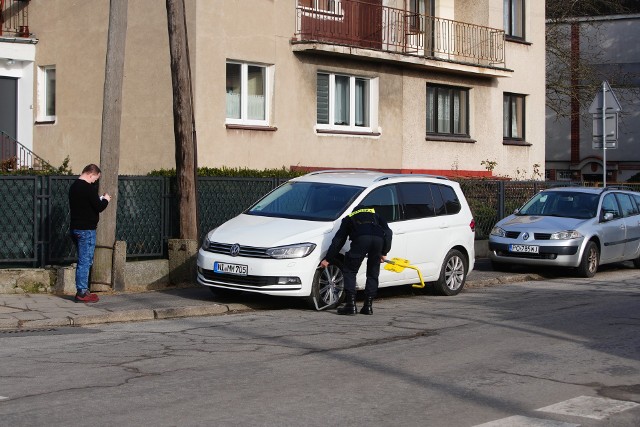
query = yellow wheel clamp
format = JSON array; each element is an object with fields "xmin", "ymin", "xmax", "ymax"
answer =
[{"xmin": 384, "ymin": 258, "xmax": 426, "ymax": 288}]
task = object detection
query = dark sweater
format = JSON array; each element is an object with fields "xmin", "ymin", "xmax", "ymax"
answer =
[{"xmin": 69, "ymin": 179, "xmax": 109, "ymax": 230}]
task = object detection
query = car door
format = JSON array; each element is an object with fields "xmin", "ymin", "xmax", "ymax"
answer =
[
  {"xmin": 599, "ymin": 193, "xmax": 626, "ymax": 262},
  {"xmin": 615, "ymin": 193, "xmax": 640, "ymax": 260},
  {"xmin": 394, "ymin": 182, "xmax": 448, "ymax": 282},
  {"xmin": 358, "ymin": 184, "xmax": 407, "ymax": 285}
]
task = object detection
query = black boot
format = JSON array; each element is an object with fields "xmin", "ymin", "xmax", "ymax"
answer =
[
  {"xmin": 337, "ymin": 293, "xmax": 357, "ymax": 315},
  {"xmin": 360, "ymin": 297, "xmax": 373, "ymax": 315}
]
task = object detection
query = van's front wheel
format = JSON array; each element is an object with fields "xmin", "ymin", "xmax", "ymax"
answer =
[
  {"xmin": 434, "ymin": 249, "xmax": 467, "ymax": 296},
  {"xmin": 306, "ymin": 263, "xmax": 345, "ymax": 310}
]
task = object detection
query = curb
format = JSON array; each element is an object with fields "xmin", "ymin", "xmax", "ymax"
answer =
[
  {"xmin": 7, "ymin": 303, "xmax": 253, "ymax": 329},
  {"xmin": 1, "ymin": 274, "xmax": 545, "ymax": 329}
]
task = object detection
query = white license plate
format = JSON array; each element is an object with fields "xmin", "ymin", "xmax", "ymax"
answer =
[
  {"xmin": 509, "ymin": 244, "xmax": 539, "ymax": 254},
  {"xmin": 214, "ymin": 262, "xmax": 248, "ymax": 276}
]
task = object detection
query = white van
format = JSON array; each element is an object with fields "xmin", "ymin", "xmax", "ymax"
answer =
[{"xmin": 197, "ymin": 170, "xmax": 476, "ymax": 309}]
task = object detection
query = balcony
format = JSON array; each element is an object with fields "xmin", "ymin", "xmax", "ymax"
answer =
[
  {"xmin": 1, "ymin": 0, "xmax": 32, "ymax": 39},
  {"xmin": 293, "ymin": 0, "xmax": 511, "ymax": 78}
]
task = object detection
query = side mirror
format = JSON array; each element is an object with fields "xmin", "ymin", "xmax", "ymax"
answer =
[
  {"xmin": 603, "ymin": 212, "xmax": 614, "ymax": 222},
  {"xmin": 513, "ymin": 209, "xmax": 519, "ymax": 214}
]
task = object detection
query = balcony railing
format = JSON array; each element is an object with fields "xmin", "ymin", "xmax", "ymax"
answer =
[
  {"xmin": 295, "ymin": 0, "xmax": 505, "ymax": 68},
  {"xmin": 1, "ymin": 132, "xmax": 52, "ymax": 172},
  {"xmin": 0, "ymin": 0, "xmax": 31, "ymax": 38}
]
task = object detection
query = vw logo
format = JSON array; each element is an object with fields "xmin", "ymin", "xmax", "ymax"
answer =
[
  {"xmin": 522, "ymin": 232, "xmax": 530, "ymax": 241},
  {"xmin": 230, "ymin": 244, "xmax": 240, "ymax": 257}
]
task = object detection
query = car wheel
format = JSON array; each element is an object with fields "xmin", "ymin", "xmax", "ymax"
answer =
[
  {"xmin": 490, "ymin": 260, "xmax": 512, "ymax": 272},
  {"xmin": 576, "ymin": 241, "xmax": 599, "ymax": 278},
  {"xmin": 306, "ymin": 263, "xmax": 345, "ymax": 310},
  {"xmin": 208, "ymin": 286, "xmax": 240, "ymax": 298},
  {"xmin": 434, "ymin": 249, "xmax": 467, "ymax": 296}
]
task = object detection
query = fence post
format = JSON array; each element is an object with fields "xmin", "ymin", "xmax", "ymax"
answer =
[{"xmin": 497, "ymin": 180, "xmax": 505, "ymax": 220}]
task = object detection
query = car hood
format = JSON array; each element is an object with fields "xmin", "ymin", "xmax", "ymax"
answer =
[
  {"xmin": 208, "ymin": 214, "xmax": 335, "ymax": 247},
  {"xmin": 498, "ymin": 215, "xmax": 589, "ymax": 231}
]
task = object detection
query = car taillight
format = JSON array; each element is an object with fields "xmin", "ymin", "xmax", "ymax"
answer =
[{"xmin": 469, "ymin": 219, "xmax": 476, "ymax": 232}]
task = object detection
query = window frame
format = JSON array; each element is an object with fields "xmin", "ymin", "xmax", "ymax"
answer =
[
  {"xmin": 426, "ymin": 84, "xmax": 470, "ymax": 138},
  {"xmin": 316, "ymin": 72, "xmax": 378, "ymax": 134},
  {"xmin": 503, "ymin": 92, "xmax": 526, "ymax": 143},
  {"xmin": 298, "ymin": 0, "xmax": 343, "ymax": 17},
  {"xmin": 504, "ymin": 0, "xmax": 525, "ymax": 40},
  {"xmin": 37, "ymin": 65, "xmax": 56, "ymax": 123},
  {"xmin": 225, "ymin": 61, "xmax": 272, "ymax": 127}
]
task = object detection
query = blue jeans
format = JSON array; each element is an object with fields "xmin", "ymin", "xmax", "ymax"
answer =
[{"xmin": 71, "ymin": 229, "xmax": 97, "ymax": 294}]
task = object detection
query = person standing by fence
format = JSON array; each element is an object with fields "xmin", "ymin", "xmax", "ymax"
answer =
[{"xmin": 68, "ymin": 164, "xmax": 111, "ymax": 302}]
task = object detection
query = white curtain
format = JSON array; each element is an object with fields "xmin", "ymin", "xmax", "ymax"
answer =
[{"xmin": 334, "ymin": 75, "xmax": 350, "ymax": 125}]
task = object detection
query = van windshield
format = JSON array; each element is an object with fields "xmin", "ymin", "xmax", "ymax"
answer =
[{"xmin": 246, "ymin": 182, "xmax": 364, "ymax": 221}]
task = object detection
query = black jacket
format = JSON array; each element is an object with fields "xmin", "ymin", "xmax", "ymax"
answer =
[
  {"xmin": 69, "ymin": 179, "xmax": 109, "ymax": 230},
  {"xmin": 325, "ymin": 208, "xmax": 392, "ymax": 262}
]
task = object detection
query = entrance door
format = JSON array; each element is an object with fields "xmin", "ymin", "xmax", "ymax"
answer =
[
  {"xmin": 406, "ymin": 0, "xmax": 435, "ymax": 56},
  {"xmin": 0, "ymin": 77, "xmax": 18, "ymax": 162}
]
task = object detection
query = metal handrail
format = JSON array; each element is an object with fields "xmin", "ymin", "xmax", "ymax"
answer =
[
  {"xmin": 0, "ymin": 131, "xmax": 53, "ymax": 171},
  {"xmin": 294, "ymin": 0, "xmax": 505, "ymax": 68},
  {"xmin": 0, "ymin": 0, "xmax": 31, "ymax": 38}
]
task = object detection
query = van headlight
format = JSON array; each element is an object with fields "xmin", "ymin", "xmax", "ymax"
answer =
[
  {"xmin": 490, "ymin": 226, "xmax": 506, "ymax": 237},
  {"xmin": 550, "ymin": 230, "xmax": 582, "ymax": 240},
  {"xmin": 266, "ymin": 243, "xmax": 316, "ymax": 259}
]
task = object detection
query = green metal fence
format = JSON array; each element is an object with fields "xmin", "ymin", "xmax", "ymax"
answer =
[{"xmin": 0, "ymin": 175, "xmax": 638, "ymax": 266}]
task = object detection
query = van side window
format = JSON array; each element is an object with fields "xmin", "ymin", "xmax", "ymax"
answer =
[
  {"xmin": 361, "ymin": 185, "xmax": 401, "ymax": 222},
  {"xmin": 437, "ymin": 184, "xmax": 462, "ymax": 215},
  {"xmin": 398, "ymin": 183, "xmax": 436, "ymax": 220}
]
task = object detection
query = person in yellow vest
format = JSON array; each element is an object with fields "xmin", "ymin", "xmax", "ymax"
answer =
[{"xmin": 320, "ymin": 206, "xmax": 392, "ymax": 315}]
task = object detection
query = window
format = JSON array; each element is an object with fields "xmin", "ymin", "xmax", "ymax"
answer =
[
  {"xmin": 504, "ymin": 0, "xmax": 525, "ymax": 39},
  {"xmin": 556, "ymin": 170, "xmax": 573, "ymax": 181},
  {"xmin": 615, "ymin": 193, "xmax": 639, "ymax": 217},
  {"xmin": 503, "ymin": 93, "xmax": 525, "ymax": 141},
  {"xmin": 601, "ymin": 194, "xmax": 621, "ymax": 220},
  {"xmin": 299, "ymin": 0, "xmax": 340, "ymax": 14},
  {"xmin": 38, "ymin": 66, "xmax": 56, "ymax": 121},
  {"xmin": 226, "ymin": 62, "xmax": 271, "ymax": 126},
  {"xmin": 361, "ymin": 185, "xmax": 401, "ymax": 222},
  {"xmin": 316, "ymin": 72, "xmax": 377, "ymax": 132},
  {"xmin": 437, "ymin": 184, "xmax": 462, "ymax": 215},
  {"xmin": 426, "ymin": 85, "xmax": 469, "ymax": 136},
  {"xmin": 398, "ymin": 183, "xmax": 436, "ymax": 220}
]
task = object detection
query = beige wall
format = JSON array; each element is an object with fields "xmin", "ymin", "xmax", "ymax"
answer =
[{"xmin": 29, "ymin": 0, "xmax": 546, "ymax": 178}]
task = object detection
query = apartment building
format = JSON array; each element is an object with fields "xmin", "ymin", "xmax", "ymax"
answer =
[{"xmin": 1, "ymin": 0, "xmax": 545, "ymax": 177}]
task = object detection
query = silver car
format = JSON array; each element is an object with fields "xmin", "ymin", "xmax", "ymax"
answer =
[{"xmin": 489, "ymin": 187, "xmax": 640, "ymax": 277}]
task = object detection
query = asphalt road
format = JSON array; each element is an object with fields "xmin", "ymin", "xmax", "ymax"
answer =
[{"xmin": 1, "ymin": 266, "xmax": 639, "ymax": 427}]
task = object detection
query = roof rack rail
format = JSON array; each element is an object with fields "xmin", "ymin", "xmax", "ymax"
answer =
[
  {"xmin": 374, "ymin": 174, "xmax": 450, "ymax": 182},
  {"xmin": 306, "ymin": 169, "xmax": 380, "ymax": 176},
  {"xmin": 600, "ymin": 185, "xmax": 634, "ymax": 192}
]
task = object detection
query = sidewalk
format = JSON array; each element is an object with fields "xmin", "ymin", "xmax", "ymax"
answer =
[{"xmin": 0, "ymin": 259, "xmax": 544, "ymax": 329}]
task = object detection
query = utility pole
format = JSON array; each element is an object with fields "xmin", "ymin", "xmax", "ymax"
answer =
[
  {"xmin": 92, "ymin": 0, "xmax": 128, "ymax": 289},
  {"xmin": 166, "ymin": 0, "xmax": 198, "ymax": 240}
]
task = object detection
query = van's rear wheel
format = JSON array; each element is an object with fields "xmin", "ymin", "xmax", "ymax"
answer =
[
  {"xmin": 307, "ymin": 264, "xmax": 345, "ymax": 310},
  {"xmin": 434, "ymin": 249, "xmax": 467, "ymax": 296}
]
